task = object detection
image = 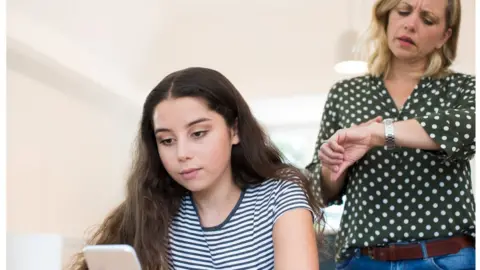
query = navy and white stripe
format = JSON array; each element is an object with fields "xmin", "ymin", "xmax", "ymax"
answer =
[{"xmin": 168, "ymin": 179, "xmax": 312, "ymax": 270}]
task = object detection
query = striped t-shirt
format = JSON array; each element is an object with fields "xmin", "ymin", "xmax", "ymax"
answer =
[{"xmin": 167, "ymin": 179, "xmax": 313, "ymax": 269}]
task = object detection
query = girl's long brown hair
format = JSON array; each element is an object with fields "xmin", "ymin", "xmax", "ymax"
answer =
[{"xmin": 69, "ymin": 67, "xmax": 324, "ymax": 270}]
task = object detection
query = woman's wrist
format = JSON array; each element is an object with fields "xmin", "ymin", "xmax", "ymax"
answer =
[{"xmin": 368, "ymin": 122, "xmax": 386, "ymax": 148}]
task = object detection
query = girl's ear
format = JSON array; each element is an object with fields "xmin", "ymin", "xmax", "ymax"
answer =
[{"xmin": 231, "ymin": 119, "xmax": 240, "ymax": 145}]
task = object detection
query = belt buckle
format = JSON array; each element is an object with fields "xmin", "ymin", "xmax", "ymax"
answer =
[{"xmin": 367, "ymin": 247, "xmax": 375, "ymax": 259}]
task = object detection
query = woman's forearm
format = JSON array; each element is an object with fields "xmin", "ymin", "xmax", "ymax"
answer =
[
  {"xmin": 370, "ymin": 119, "xmax": 440, "ymax": 150},
  {"xmin": 320, "ymin": 166, "xmax": 347, "ymax": 203}
]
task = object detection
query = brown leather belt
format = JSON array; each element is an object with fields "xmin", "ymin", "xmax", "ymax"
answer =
[{"xmin": 360, "ymin": 236, "xmax": 474, "ymax": 261}]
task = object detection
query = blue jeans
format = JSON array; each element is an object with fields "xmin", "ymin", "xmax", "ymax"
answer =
[{"xmin": 336, "ymin": 245, "xmax": 475, "ymax": 270}]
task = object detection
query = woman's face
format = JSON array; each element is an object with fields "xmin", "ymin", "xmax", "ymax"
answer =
[
  {"xmin": 386, "ymin": 0, "xmax": 452, "ymax": 62},
  {"xmin": 152, "ymin": 97, "xmax": 239, "ymax": 193}
]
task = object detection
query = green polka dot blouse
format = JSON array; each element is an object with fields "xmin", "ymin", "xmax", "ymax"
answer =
[{"xmin": 306, "ymin": 73, "xmax": 476, "ymax": 261}]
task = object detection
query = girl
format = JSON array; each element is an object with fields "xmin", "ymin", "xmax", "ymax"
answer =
[{"xmin": 70, "ymin": 67, "xmax": 323, "ymax": 270}]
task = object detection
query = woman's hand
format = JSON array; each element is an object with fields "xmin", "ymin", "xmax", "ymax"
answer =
[
  {"xmin": 319, "ymin": 116, "xmax": 383, "ymax": 181},
  {"xmin": 317, "ymin": 136, "xmax": 345, "ymax": 172}
]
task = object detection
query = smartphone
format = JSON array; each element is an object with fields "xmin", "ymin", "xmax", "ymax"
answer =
[{"xmin": 82, "ymin": 244, "xmax": 142, "ymax": 270}]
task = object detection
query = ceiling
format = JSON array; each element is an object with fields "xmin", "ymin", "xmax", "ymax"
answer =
[{"xmin": 7, "ymin": 0, "xmax": 476, "ymax": 105}]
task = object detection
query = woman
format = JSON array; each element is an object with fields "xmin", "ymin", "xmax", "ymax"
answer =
[
  {"xmin": 307, "ymin": 0, "xmax": 475, "ymax": 269},
  {"xmin": 70, "ymin": 67, "xmax": 322, "ymax": 270}
]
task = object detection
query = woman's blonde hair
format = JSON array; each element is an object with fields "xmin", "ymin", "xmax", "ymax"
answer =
[{"xmin": 361, "ymin": 0, "xmax": 461, "ymax": 78}]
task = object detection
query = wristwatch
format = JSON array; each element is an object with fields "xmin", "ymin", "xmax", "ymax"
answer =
[{"xmin": 383, "ymin": 118, "xmax": 396, "ymax": 150}]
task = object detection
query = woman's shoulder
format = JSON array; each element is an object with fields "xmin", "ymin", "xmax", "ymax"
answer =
[
  {"xmin": 437, "ymin": 71, "xmax": 475, "ymax": 85},
  {"xmin": 429, "ymin": 72, "xmax": 475, "ymax": 93},
  {"xmin": 327, "ymin": 74, "xmax": 377, "ymax": 94}
]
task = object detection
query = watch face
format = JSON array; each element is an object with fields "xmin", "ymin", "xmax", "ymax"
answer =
[{"xmin": 384, "ymin": 119, "xmax": 395, "ymax": 150}]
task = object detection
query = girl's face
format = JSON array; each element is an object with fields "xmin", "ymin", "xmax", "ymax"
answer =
[{"xmin": 153, "ymin": 97, "xmax": 239, "ymax": 193}]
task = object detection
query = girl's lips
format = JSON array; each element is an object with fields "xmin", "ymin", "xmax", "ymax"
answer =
[{"xmin": 180, "ymin": 168, "xmax": 201, "ymax": 180}]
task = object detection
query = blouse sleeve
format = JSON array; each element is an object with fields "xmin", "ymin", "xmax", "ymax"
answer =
[
  {"xmin": 305, "ymin": 82, "xmax": 347, "ymax": 206},
  {"xmin": 415, "ymin": 74, "xmax": 476, "ymax": 161}
]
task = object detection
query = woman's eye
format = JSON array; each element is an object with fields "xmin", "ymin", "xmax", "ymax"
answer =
[
  {"xmin": 423, "ymin": 18, "xmax": 434, "ymax": 25},
  {"xmin": 398, "ymin": 10, "xmax": 410, "ymax": 16}
]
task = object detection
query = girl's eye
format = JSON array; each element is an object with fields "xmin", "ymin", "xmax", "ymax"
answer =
[
  {"xmin": 192, "ymin": 131, "xmax": 207, "ymax": 138},
  {"xmin": 159, "ymin": 138, "xmax": 174, "ymax": 146}
]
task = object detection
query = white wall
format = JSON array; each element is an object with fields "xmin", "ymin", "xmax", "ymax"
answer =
[
  {"xmin": 7, "ymin": 1, "xmax": 475, "ymax": 101},
  {"xmin": 7, "ymin": 68, "xmax": 140, "ymax": 265}
]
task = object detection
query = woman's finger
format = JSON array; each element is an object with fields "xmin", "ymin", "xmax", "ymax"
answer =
[
  {"xmin": 360, "ymin": 116, "xmax": 383, "ymax": 126},
  {"xmin": 318, "ymin": 153, "xmax": 340, "ymax": 172},
  {"xmin": 318, "ymin": 149, "xmax": 343, "ymax": 167},
  {"xmin": 318, "ymin": 150, "xmax": 342, "ymax": 164},
  {"xmin": 329, "ymin": 139, "xmax": 344, "ymax": 153},
  {"xmin": 321, "ymin": 143, "xmax": 343, "ymax": 159}
]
